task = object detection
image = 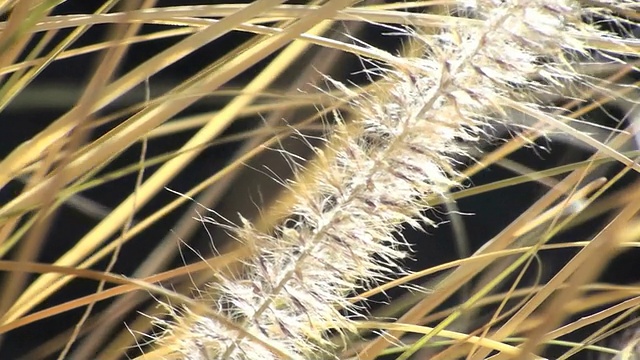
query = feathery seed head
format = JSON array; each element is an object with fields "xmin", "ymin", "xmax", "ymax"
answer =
[{"xmin": 150, "ymin": 1, "xmax": 637, "ymax": 359}]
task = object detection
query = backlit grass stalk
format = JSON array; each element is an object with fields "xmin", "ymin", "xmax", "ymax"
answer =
[{"xmin": 152, "ymin": 1, "xmax": 638, "ymax": 359}]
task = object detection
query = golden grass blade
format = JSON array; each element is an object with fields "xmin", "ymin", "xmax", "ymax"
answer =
[
  {"xmin": 356, "ymin": 321, "xmax": 525, "ymax": 357},
  {"xmin": 0, "ymin": 0, "xmax": 120, "ymax": 113},
  {"xmin": 11, "ymin": 5, "xmax": 479, "ymax": 33}
]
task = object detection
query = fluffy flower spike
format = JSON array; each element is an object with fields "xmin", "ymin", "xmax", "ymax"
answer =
[{"xmin": 151, "ymin": 1, "xmax": 638, "ymax": 359}]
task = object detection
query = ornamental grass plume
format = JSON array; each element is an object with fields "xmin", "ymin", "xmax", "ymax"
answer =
[{"xmin": 148, "ymin": 1, "xmax": 640, "ymax": 359}]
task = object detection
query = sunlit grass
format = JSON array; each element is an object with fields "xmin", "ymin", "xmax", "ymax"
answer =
[{"xmin": 0, "ymin": 1, "xmax": 638, "ymax": 359}]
